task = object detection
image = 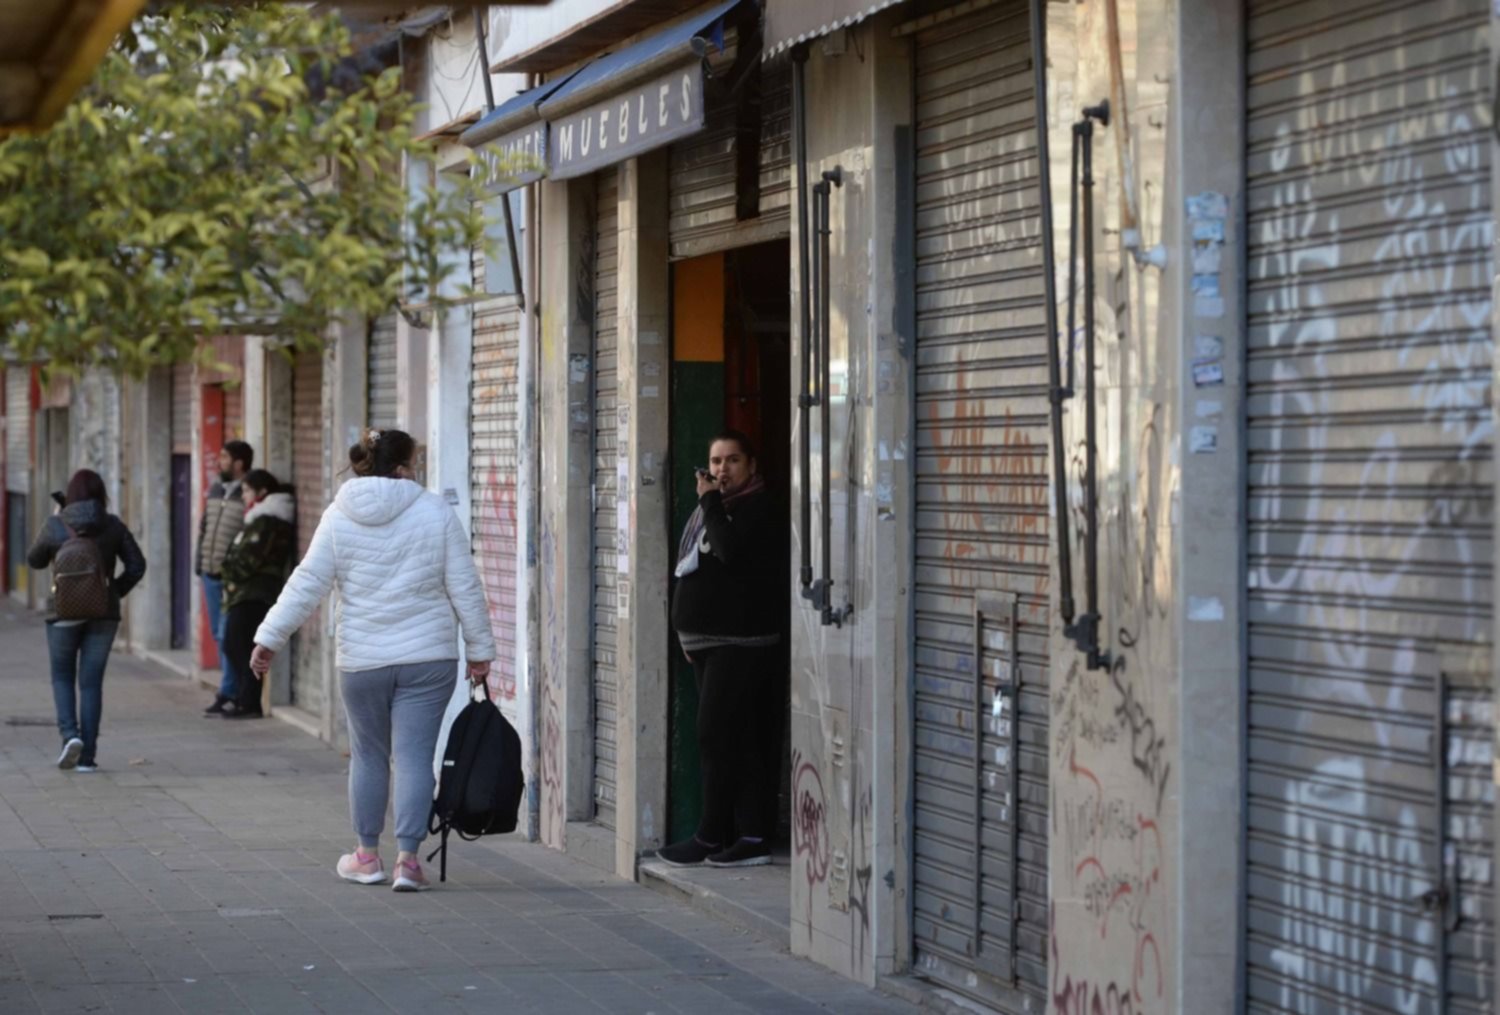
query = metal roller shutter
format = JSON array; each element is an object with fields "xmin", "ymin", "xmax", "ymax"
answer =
[
  {"xmin": 470, "ymin": 289, "xmax": 523, "ymax": 721},
  {"xmin": 368, "ymin": 312, "xmax": 399, "ymax": 430},
  {"xmin": 171, "ymin": 364, "xmax": 193, "ymax": 454},
  {"xmin": 291, "ymin": 349, "xmax": 326, "ymax": 716},
  {"xmin": 909, "ymin": 1, "xmax": 1049, "ymax": 1007},
  {"xmin": 592, "ymin": 170, "xmax": 620, "ymax": 830},
  {"xmin": 667, "ymin": 53, "xmax": 791, "ymax": 259},
  {"xmin": 1243, "ymin": 1, "xmax": 1494, "ymax": 1011},
  {"xmin": 5, "ymin": 370, "xmax": 29, "ymax": 494}
]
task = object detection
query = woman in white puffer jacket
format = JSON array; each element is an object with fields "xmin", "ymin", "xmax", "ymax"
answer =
[{"xmin": 248, "ymin": 428, "xmax": 496, "ymax": 892}]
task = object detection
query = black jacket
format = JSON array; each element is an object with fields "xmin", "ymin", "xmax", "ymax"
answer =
[
  {"xmin": 27, "ymin": 500, "xmax": 147, "ymax": 621},
  {"xmin": 670, "ymin": 487, "xmax": 782, "ymax": 645}
]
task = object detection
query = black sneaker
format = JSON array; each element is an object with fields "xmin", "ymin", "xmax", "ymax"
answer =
[
  {"xmin": 706, "ymin": 838, "xmax": 772, "ymax": 868},
  {"xmin": 204, "ymin": 695, "xmax": 229, "ymax": 715},
  {"xmin": 657, "ymin": 836, "xmax": 720, "ymax": 867},
  {"xmin": 221, "ymin": 703, "xmax": 264, "ymax": 720}
]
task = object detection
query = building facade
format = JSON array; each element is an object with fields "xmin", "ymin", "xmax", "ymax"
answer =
[{"xmin": 10, "ymin": 0, "xmax": 1495, "ymax": 1010}]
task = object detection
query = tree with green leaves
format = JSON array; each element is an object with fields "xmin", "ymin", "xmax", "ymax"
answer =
[{"xmin": 0, "ymin": 4, "xmax": 490, "ymax": 377}]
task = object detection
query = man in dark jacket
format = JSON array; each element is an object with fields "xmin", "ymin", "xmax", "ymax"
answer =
[
  {"xmin": 197, "ymin": 440, "xmax": 253, "ymax": 713},
  {"xmin": 28, "ymin": 470, "xmax": 146, "ymax": 771}
]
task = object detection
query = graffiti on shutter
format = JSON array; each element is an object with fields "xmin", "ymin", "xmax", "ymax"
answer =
[
  {"xmin": 1244, "ymin": 0, "xmax": 1494, "ymax": 1010},
  {"xmin": 470, "ymin": 292, "xmax": 523, "ymax": 720},
  {"xmin": 909, "ymin": 2, "xmax": 1051, "ymax": 1009}
]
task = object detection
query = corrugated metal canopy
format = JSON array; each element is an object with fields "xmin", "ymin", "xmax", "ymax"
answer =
[
  {"xmin": 0, "ymin": 0, "xmax": 146, "ymax": 135},
  {"xmin": 763, "ymin": 0, "xmax": 907, "ymax": 57}
]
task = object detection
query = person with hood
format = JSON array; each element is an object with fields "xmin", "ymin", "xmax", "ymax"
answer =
[
  {"xmin": 218, "ymin": 469, "xmax": 296, "ymax": 720},
  {"xmin": 27, "ymin": 469, "xmax": 146, "ymax": 772},
  {"xmin": 248, "ymin": 428, "xmax": 495, "ymax": 892},
  {"xmin": 658, "ymin": 430, "xmax": 783, "ymax": 869},
  {"xmin": 199, "ymin": 440, "xmax": 254, "ymax": 714}
]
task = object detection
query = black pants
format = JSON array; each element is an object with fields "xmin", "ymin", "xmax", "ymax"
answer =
[
  {"xmin": 224, "ymin": 600, "xmax": 271, "ymax": 712},
  {"xmin": 693, "ymin": 645, "xmax": 778, "ymax": 845}
]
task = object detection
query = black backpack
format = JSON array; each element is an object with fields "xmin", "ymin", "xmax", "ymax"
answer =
[{"xmin": 426, "ymin": 684, "xmax": 524, "ymax": 881}]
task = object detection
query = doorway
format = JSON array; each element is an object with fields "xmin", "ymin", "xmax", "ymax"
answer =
[{"xmin": 667, "ymin": 238, "xmax": 793, "ymax": 854}]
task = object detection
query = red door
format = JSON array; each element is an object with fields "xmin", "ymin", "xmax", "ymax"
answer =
[{"xmin": 197, "ymin": 384, "xmax": 225, "ymax": 670}]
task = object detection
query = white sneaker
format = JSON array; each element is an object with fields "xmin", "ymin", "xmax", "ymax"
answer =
[
  {"xmin": 75, "ymin": 764, "xmax": 98, "ymax": 773},
  {"xmin": 57, "ymin": 738, "xmax": 83, "ymax": 770}
]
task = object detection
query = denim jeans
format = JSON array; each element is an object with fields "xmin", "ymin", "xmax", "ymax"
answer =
[
  {"xmin": 47, "ymin": 619, "xmax": 120, "ymax": 765},
  {"xmin": 200, "ymin": 574, "xmax": 235, "ymax": 699}
]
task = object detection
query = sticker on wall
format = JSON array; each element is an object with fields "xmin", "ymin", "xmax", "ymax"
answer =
[
  {"xmin": 1192, "ymin": 359, "xmax": 1225, "ymax": 388},
  {"xmin": 1186, "ymin": 191, "xmax": 1228, "ymax": 220},
  {"xmin": 1189, "ymin": 425, "xmax": 1218, "ymax": 454},
  {"xmin": 1188, "ymin": 595, "xmax": 1225, "ymax": 622},
  {"xmin": 1191, "ymin": 273, "xmax": 1224, "ymax": 319}
]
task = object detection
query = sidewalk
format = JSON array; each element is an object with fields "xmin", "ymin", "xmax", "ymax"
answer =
[{"xmin": 0, "ymin": 604, "xmax": 918, "ymax": 1015}]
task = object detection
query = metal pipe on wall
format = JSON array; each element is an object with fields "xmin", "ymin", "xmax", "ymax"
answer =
[
  {"xmin": 792, "ymin": 45, "xmax": 814, "ymax": 600},
  {"xmin": 818, "ymin": 166, "xmax": 846, "ymax": 628},
  {"xmin": 1032, "ymin": 0, "xmax": 1073, "ymax": 627}
]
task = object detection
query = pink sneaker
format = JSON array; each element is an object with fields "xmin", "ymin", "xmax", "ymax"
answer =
[
  {"xmin": 392, "ymin": 858, "xmax": 430, "ymax": 893},
  {"xmin": 336, "ymin": 850, "xmax": 387, "ymax": 885}
]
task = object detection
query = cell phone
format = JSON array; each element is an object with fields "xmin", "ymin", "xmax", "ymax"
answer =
[
  {"xmin": 50, "ymin": 491, "xmax": 66, "ymax": 509},
  {"xmin": 695, "ymin": 466, "xmax": 711, "ymax": 479}
]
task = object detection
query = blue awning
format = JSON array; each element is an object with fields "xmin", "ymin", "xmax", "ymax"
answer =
[
  {"xmin": 460, "ymin": 70, "xmax": 578, "ymax": 149},
  {"xmin": 536, "ymin": 0, "xmax": 742, "ymax": 122}
]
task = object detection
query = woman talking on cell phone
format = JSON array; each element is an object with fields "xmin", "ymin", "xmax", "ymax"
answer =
[{"xmin": 658, "ymin": 429, "xmax": 781, "ymax": 870}]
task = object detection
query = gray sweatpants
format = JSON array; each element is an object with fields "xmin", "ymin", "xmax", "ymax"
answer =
[{"xmin": 341, "ymin": 659, "xmax": 457, "ymax": 853}]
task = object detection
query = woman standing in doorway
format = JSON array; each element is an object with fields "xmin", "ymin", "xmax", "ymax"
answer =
[
  {"xmin": 247, "ymin": 429, "xmax": 494, "ymax": 891},
  {"xmin": 27, "ymin": 469, "xmax": 146, "ymax": 772},
  {"xmin": 659, "ymin": 430, "xmax": 782, "ymax": 868},
  {"xmin": 218, "ymin": 469, "xmax": 296, "ymax": 720}
]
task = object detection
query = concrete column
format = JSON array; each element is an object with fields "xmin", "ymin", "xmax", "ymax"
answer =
[
  {"xmin": 612, "ymin": 153, "xmax": 671, "ymax": 875},
  {"xmin": 124, "ymin": 370, "xmax": 172, "ymax": 654},
  {"xmin": 242, "ymin": 338, "xmax": 268, "ymax": 469},
  {"xmin": 537, "ymin": 174, "xmax": 599, "ymax": 847},
  {"xmin": 428, "ymin": 304, "xmax": 473, "ymax": 520},
  {"xmin": 1171, "ymin": 0, "xmax": 1244, "ymax": 1009},
  {"xmin": 397, "ymin": 315, "xmax": 432, "ymax": 453},
  {"xmin": 517, "ymin": 186, "xmax": 543, "ymax": 842},
  {"xmin": 864, "ymin": 23, "xmax": 915, "ymax": 978}
]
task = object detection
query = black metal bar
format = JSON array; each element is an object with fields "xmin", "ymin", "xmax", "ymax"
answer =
[
  {"xmin": 1005, "ymin": 592, "xmax": 1021, "ymax": 982},
  {"xmin": 474, "ymin": 9, "xmax": 496, "ymax": 111},
  {"xmin": 1033, "ymin": 0, "xmax": 1072, "ymax": 627},
  {"xmin": 970, "ymin": 596, "xmax": 987, "ymax": 957},
  {"xmin": 1080, "ymin": 113, "xmax": 1101, "ymax": 669},
  {"xmin": 1065, "ymin": 122, "xmax": 1080, "ymax": 399},
  {"xmin": 793, "ymin": 46, "xmax": 815, "ymax": 602},
  {"xmin": 820, "ymin": 167, "xmax": 847, "ymax": 627}
]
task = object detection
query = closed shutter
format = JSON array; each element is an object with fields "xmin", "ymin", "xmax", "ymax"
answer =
[
  {"xmin": 171, "ymin": 365, "xmax": 193, "ymax": 454},
  {"xmin": 471, "ymin": 290, "xmax": 523, "ymax": 720},
  {"xmin": 909, "ymin": 1, "xmax": 1049, "ymax": 1008},
  {"xmin": 291, "ymin": 349, "xmax": 326, "ymax": 715},
  {"xmin": 668, "ymin": 54, "xmax": 792, "ymax": 259},
  {"xmin": 1244, "ymin": 1, "xmax": 1493, "ymax": 1011},
  {"xmin": 592, "ymin": 170, "xmax": 620, "ymax": 830},
  {"xmin": 368, "ymin": 312, "xmax": 399, "ymax": 430},
  {"xmin": 5, "ymin": 370, "xmax": 29, "ymax": 494}
]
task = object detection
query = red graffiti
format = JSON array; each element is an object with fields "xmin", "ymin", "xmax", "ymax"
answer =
[
  {"xmin": 472, "ymin": 466, "xmax": 518, "ymax": 701},
  {"xmin": 1052, "ymin": 903, "xmax": 1138, "ymax": 1015},
  {"xmin": 791, "ymin": 751, "xmax": 830, "ymax": 886}
]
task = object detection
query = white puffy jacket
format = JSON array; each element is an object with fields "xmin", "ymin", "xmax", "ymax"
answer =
[{"xmin": 253, "ymin": 477, "xmax": 496, "ymax": 672}]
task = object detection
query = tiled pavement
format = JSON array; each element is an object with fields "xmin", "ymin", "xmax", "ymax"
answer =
[{"xmin": 0, "ymin": 604, "xmax": 918, "ymax": 1014}]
